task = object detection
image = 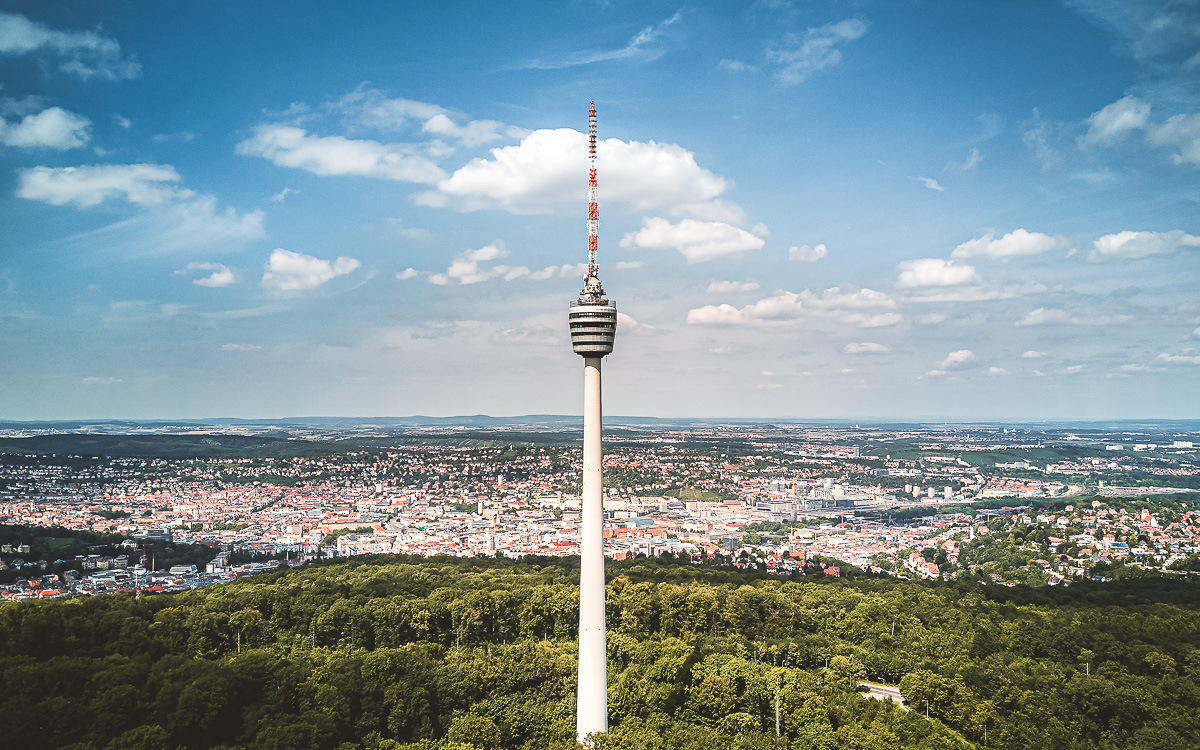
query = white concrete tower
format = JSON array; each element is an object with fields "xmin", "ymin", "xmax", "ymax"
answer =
[{"xmin": 569, "ymin": 100, "xmax": 616, "ymax": 744}]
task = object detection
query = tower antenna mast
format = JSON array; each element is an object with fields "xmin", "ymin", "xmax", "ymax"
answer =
[{"xmin": 587, "ymin": 101, "xmax": 599, "ymax": 278}]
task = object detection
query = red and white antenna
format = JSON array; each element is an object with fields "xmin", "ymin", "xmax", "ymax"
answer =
[{"xmin": 587, "ymin": 101, "xmax": 599, "ymax": 277}]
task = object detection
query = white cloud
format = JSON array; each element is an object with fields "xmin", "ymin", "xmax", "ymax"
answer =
[
  {"xmin": 1066, "ymin": 364, "xmax": 1087, "ymax": 374},
  {"xmin": 940, "ymin": 349, "xmax": 976, "ymax": 369},
  {"xmin": 1023, "ymin": 109, "xmax": 1061, "ymax": 169},
  {"xmin": 616, "ymin": 312, "xmax": 656, "ymax": 336},
  {"xmin": 419, "ymin": 128, "xmax": 732, "ymax": 217},
  {"xmin": 423, "ymin": 241, "xmax": 586, "ymax": 286},
  {"xmin": 789, "ymin": 243, "xmax": 828, "ymax": 262},
  {"xmin": 271, "ymin": 187, "xmax": 299, "ymax": 202},
  {"xmin": 896, "ymin": 258, "xmax": 980, "ymax": 288},
  {"xmin": 1147, "ymin": 112, "xmax": 1200, "ymax": 167},
  {"xmin": 709, "ymin": 345, "xmax": 732, "ymax": 354},
  {"xmin": 0, "ymin": 10, "xmax": 140, "ymax": 80},
  {"xmin": 718, "ymin": 59, "xmax": 759, "ymax": 73},
  {"xmin": 1119, "ymin": 363, "xmax": 1148, "ymax": 373},
  {"xmin": 845, "ymin": 342, "xmax": 888, "ymax": 354},
  {"xmin": 1014, "ymin": 307, "xmax": 1133, "ymax": 327},
  {"xmin": 900, "ymin": 281, "xmax": 1046, "ymax": 304},
  {"xmin": 490, "ymin": 327, "xmax": 560, "ymax": 346},
  {"xmin": 396, "ymin": 268, "xmax": 420, "ymax": 280},
  {"xmin": 686, "ymin": 285, "xmax": 894, "ymax": 327},
  {"xmin": 916, "ymin": 176, "xmax": 944, "ymax": 191},
  {"xmin": 756, "ymin": 382, "xmax": 783, "ymax": 390},
  {"xmin": 951, "ymin": 229, "xmax": 1065, "ymax": 259},
  {"xmin": 17, "ymin": 163, "xmax": 264, "ymax": 251},
  {"xmin": 17, "ymin": 163, "xmax": 180, "ymax": 207},
  {"xmin": 916, "ymin": 313, "xmax": 946, "ymax": 325},
  {"xmin": 952, "ymin": 148, "xmax": 983, "ymax": 171},
  {"xmin": 81, "ymin": 376, "xmax": 121, "ymax": 385},
  {"xmin": 987, "ymin": 367, "xmax": 1009, "ymax": 376},
  {"xmin": 0, "ymin": 106, "xmax": 90, "ymax": 149},
  {"xmin": 766, "ymin": 18, "xmax": 868, "ymax": 85},
  {"xmin": 613, "ymin": 261, "xmax": 642, "ymax": 270},
  {"xmin": 707, "ymin": 280, "xmax": 760, "ymax": 294},
  {"xmin": 261, "ymin": 248, "xmax": 361, "ymax": 291},
  {"xmin": 1157, "ymin": 352, "xmax": 1200, "ymax": 364},
  {"xmin": 620, "ymin": 217, "xmax": 764, "ymax": 263},
  {"xmin": 221, "ymin": 343, "xmax": 261, "ymax": 352},
  {"xmin": 177, "ymin": 262, "xmax": 234, "ymax": 288},
  {"xmin": 1015, "ymin": 308, "xmax": 1076, "ymax": 326},
  {"xmin": 520, "ymin": 12, "xmax": 682, "ymax": 69},
  {"xmin": 530, "ymin": 263, "xmax": 588, "ymax": 281},
  {"xmin": 1090, "ymin": 229, "xmax": 1200, "ymax": 261},
  {"xmin": 1021, "ymin": 350, "xmax": 1046, "ymax": 359},
  {"xmin": 236, "ymin": 125, "xmax": 447, "ymax": 184},
  {"xmin": 1079, "ymin": 96, "xmax": 1151, "ymax": 147},
  {"xmin": 859, "ymin": 313, "xmax": 902, "ymax": 328}
]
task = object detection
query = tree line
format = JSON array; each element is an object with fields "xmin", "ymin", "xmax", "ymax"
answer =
[{"xmin": 1, "ymin": 554, "xmax": 1198, "ymax": 749}]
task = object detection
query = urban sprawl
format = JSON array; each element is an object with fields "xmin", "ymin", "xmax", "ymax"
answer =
[{"xmin": 2, "ymin": 422, "xmax": 1198, "ymax": 600}]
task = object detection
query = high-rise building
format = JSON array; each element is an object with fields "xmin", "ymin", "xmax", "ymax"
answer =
[{"xmin": 569, "ymin": 100, "xmax": 616, "ymax": 744}]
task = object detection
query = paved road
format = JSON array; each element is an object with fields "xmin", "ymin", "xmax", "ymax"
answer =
[{"xmin": 860, "ymin": 682, "xmax": 905, "ymax": 706}]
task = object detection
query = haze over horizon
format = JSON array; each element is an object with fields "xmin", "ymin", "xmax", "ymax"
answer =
[{"xmin": 2, "ymin": 1, "xmax": 1198, "ymax": 421}]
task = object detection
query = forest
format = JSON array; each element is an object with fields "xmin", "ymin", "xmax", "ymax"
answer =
[{"xmin": 2, "ymin": 554, "xmax": 1199, "ymax": 750}]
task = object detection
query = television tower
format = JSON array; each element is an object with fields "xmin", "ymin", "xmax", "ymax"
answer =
[{"xmin": 569, "ymin": 100, "xmax": 616, "ymax": 744}]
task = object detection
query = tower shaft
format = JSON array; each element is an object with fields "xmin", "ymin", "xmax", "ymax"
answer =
[{"xmin": 576, "ymin": 356, "xmax": 607, "ymax": 742}]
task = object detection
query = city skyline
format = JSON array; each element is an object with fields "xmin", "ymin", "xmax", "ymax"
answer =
[{"xmin": 2, "ymin": 1, "xmax": 1199, "ymax": 421}]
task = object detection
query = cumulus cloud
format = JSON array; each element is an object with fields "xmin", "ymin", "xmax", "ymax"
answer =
[
  {"xmin": 766, "ymin": 18, "xmax": 868, "ymax": 85},
  {"xmin": 1147, "ymin": 112, "xmax": 1200, "ymax": 167},
  {"xmin": 236, "ymin": 125, "xmax": 447, "ymax": 184},
  {"xmin": 845, "ymin": 342, "xmax": 888, "ymax": 354},
  {"xmin": 428, "ymin": 242, "xmax": 526, "ymax": 285},
  {"xmin": 1079, "ymin": 96, "xmax": 1151, "ymax": 147},
  {"xmin": 396, "ymin": 268, "xmax": 420, "ymax": 280},
  {"xmin": 916, "ymin": 176, "xmax": 944, "ymax": 191},
  {"xmin": 1090, "ymin": 229, "xmax": 1200, "ymax": 261},
  {"xmin": 707, "ymin": 280, "xmax": 760, "ymax": 294},
  {"xmin": 896, "ymin": 258, "xmax": 980, "ymax": 287},
  {"xmin": 17, "ymin": 163, "xmax": 180, "ymax": 207},
  {"xmin": 620, "ymin": 217, "xmax": 764, "ymax": 263},
  {"xmin": 951, "ymin": 229, "xmax": 1066, "ymax": 259},
  {"xmin": 1014, "ymin": 307, "xmax": 1134, "ymax": 327},
  {"xmin": 988, "ymin": 367, "xmax": 1009, "ymax": 376},
  {"xmin": 686, "ymin": 285, "xmax": 895, "ymax": 327},
  {"xmin": 1021, "ymin": 350, "xmax": 1046, "ymax": 359},
  {"xmin": 177, "ymin": 262, "xmax": 234, "ymax": 288},
  {"xmin": 1157, "ymin": 351, "xmax": 1200, "ymax": 364},
  {"xmin": 939, "ymin": 349, "xmax": 976, "ymax": 369},
  {"xmin": 0, "ymin": 10, "xmax": 140, "ymax": 80},
  {"xmin": 418, "ymin": 128, "xmax": 733, "ymax": 217},
  {"xmin": 16, "ymin": 163, "xmax": 264, "ymax": 251},
  {"xmin": 789, "ymin": 243, "xmax": 828, "ymax": 262},
  {"xmin": 0, "ymin": 106, "xmax": 90, "ymax": 149},
  {"xmin": 261, "ymin": 248, "xmax": 361, "ymax": 291}
]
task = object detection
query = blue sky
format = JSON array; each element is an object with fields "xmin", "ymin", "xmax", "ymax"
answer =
[{"xmin": 1, "ymin": 0, "xmax": 1198, "ymax": 420}]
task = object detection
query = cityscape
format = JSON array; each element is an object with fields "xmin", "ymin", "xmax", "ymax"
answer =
[
  {"xmin": 3, "ymin": 1, "xmax": 1200, "ymax": 749},
  {"xmin": 3, "ymin": 419, "xmax": 1197, "ymax": 600}
]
